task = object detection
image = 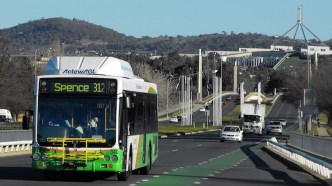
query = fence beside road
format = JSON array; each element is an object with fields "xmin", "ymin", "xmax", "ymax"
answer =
[
  {"xmin": 266, "ymin": 137, "xmax": 332, "ymax": 179},
  {"xmin": 0, "ymin": 130, "xmax": 32, "ymax": 154},
  {"xmin": 289, "ymin": 132, "xmax": 332, "ymax": 160},
  {"xmin": 0, "ymin": 130, "xmax": 32, "ymax": 142},
  {"xmin": 0, "ymin": 140, "xmax": 32, "ymax": 153}
]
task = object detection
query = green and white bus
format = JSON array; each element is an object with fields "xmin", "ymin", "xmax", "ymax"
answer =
[{"xmin": 32, "ymin": 56, "xmax": 158, "ymax": 181}]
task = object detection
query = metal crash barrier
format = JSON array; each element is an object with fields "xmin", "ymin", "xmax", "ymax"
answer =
[
  {"xmin": 266, "ymin": 138, "xmax": 332, "ymax": 179},
  {"xmin": 0, "ymin": 140, "xmax": 32, "ymax": 153}
]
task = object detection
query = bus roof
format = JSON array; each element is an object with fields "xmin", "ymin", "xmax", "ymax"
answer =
[{"xmin": 44, "ymin": 56, "xmax": 140, "ymax": 79}]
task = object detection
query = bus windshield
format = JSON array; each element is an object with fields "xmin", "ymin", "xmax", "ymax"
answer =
[{"xmin": 36, "ymin": 96, "xmax": 117, "ymax": 147}]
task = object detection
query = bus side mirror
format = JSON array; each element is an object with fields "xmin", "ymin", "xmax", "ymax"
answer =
[{"xmin": 126, "ymin": 96, "xmax": 131, "ymax": 109}]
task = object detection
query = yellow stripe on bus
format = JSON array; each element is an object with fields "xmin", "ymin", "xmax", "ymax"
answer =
[{"xmin": 135, "ymin": 135, "xmax": 141, "ymax": 169}]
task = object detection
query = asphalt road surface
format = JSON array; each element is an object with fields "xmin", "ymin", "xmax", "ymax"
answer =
[
  {"xmin": 0, "ymin": 131, "xmax": 327, "ymax": 186},
  {"xmin": 0, "ymin": 97, "xmax": 328, "ymax": 185}
]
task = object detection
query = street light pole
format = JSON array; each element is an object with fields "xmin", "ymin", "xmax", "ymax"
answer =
[
  {"xmin": 307, "ymin": 44, "xmax": 311, "ymax": 88},
  {"xmin": 167, "ymin": 79, "xmax": 169, "ymax": 119}
]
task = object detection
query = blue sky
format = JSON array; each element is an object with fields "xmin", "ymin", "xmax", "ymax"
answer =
[{"xmin": 0, "ymin": 0, "xmax": 331, "ymax": 40}]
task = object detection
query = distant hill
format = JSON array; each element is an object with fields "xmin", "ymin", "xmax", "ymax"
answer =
[
  {"xmin": 1, "ymin": 17, "xmax": 329, "ymax": 56},
  {"xmin": 1, "ymin": 17, "xmax": 138, "ymax": 55}
]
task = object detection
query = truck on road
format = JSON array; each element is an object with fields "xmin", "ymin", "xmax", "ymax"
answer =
[{"xmin": 240, "ymin": 103, "xmax": 266, "ymax": 135}]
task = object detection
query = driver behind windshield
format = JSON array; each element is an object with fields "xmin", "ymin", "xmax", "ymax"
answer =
[{"xmin": 48, "ymin": 111, "xmax": 71, "ymax": 127}]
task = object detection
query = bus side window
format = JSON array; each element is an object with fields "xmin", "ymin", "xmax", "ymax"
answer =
[{"xmin": 127, "ymin": 94, "xmax": 135, "ymax": 135}]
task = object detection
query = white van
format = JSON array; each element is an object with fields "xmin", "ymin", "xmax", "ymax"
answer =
[{"xmin": 0, "ymin": 109, "xmax": 14, "ymax": 124}]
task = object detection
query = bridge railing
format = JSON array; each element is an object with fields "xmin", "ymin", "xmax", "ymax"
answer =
[
  {"xmin": 0, "ymin": 130, "xmax": 32, "ymax": 154},
  {"xmin": 0, "ymin": 140, "xmax": 32, "ymax": 153},
  {"xmin": 289, "ymin": 132, "xmax": 332, "ymax": 159},
  {"xmin": 266, "ymin": 138, "xmax": 332, "ymax": 179}
]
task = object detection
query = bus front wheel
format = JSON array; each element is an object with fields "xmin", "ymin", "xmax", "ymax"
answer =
[{"xmin": 117, "ymin": 154, "xmax": 132, "ymax": 181}]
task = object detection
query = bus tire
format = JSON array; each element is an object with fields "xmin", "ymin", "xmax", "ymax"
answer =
[
  {"xmin": 140, "ymin": 146, "xmax": 152, "ymax": 175},
  {"xmin": 117, "ymin": 153, "xmax": 132, "ymax": 181}
]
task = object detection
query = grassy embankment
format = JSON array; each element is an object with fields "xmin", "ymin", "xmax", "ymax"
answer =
[
  {"xmin": 293, "ymin": 113, "xmax": 332, "ymax": 136},
  {"xmin": 318, "ymin": 113, "xmax": 332, "ymax": 136}
]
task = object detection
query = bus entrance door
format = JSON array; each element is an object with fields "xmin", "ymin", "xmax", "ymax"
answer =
[{"xmin": 142, "ymin": 96, "xmax": 147, "ymax": 164}]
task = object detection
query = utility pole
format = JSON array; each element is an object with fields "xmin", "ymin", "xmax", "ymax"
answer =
[
  {"xmin": 233, "ymin": 61, "xmax": 238, "ymax": 93},
  {"xmin": 198, "ymin": 49, "xmax": 202, "ymax": 102}
]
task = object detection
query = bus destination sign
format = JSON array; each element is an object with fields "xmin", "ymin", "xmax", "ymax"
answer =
[{"xmin": 39, "ymin": 78, "xmax": 116, "ymax": 95}]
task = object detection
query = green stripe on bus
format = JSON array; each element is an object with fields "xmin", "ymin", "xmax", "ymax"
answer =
[{"xmin": 135, "ymin": 133, "xmax": 158, "ymax": 169}]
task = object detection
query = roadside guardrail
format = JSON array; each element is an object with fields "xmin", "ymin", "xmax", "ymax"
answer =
[
  {"xmin": 289, "ymin": 132, "xmax": 332, "ymax": 159},
  {"xmin": 0, "ymin": 140, "xmax": 32, "ymax": 153},
  {"xmin": 266, "ymin": 137, "xmax": 332, "ymax": 179},
  {"xmin": 0, "ymin": 130, "xmax": 32, "ymax": 154}
]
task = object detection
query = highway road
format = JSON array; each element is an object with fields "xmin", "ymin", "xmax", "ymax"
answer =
[
  {"xmin": 0, "ymin": 133, "xmax": 326, "ymax": 185},
  {"xmin": 0, "ymin": 97, "xmax": 328, "ymax": 185},
  {"xmin": 266, "ymin": 97, "xmax": 299, "ymax": 132},
  {"xmin": 192, "ymin": 96, "xmax": 236, "ymax": 124}
]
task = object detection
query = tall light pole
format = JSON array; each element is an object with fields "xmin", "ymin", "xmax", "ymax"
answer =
[
  {"xmin": 166, "ymin": 75, "xmax": 174, "ymax": 119},
  {"xmin": 198, "ymin": 49, "xmax": 202, "ymax": 102},
  {"xmin": 166, "ymin": 76, "xmax": 181, "ymax": 119},
  {"xmin": 307, "ymin": 44, "xmax": 311, "ymax": 88},
  {"xmin": 166, "ymin": 79, "xmax": 169, "ymax": 119},
  {"xmin": 233, "ymin": 61, "xmax": 238, "ymax": 93}
]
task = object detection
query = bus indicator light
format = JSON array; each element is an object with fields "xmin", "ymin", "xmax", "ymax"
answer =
[{"xmin": 37, "ymin": 162, "xmax": 44, "ymax": 167}]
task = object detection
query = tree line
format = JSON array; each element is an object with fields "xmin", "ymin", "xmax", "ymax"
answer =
[
  {"xmin": 1, "ymin": 28, "xmax": 332, "ymax": 123},
  {"xmin": 3, "ymin": 17, "xmax": 331, "ymax": 57}
]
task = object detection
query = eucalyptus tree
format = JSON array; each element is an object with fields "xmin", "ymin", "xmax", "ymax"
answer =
[{"xmin": 311, "ymin": 55, "xmax": 332, "ymax": 124}]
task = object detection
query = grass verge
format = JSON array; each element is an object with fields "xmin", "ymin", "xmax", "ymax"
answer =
[{"xmin": 326, "ymin": 125, "xmax": 332, "ymax": 136}]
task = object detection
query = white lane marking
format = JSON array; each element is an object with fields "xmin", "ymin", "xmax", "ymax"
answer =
[
  {"xmin": 208, "ymin": 157, "xmax": 216, "ymax": 161},
  {"xmin": 172, "ymin": 149, "xmax": 178, "ymax": 152}
]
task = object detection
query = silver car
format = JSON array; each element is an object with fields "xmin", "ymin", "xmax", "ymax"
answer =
[{"xmin": 266, "ymin": 121, "xmax": 283, "ymax": 135}]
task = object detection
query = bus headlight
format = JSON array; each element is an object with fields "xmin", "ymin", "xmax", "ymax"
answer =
[
  {"xmin": 41, "ymin": 154, "xmax": 48, "ymax": 161},
  {"xmin": 33, "ymin": 154, "xmax": 41, "ymax": 161},
  {"xmin": 104, "ymin": 155, "xmax": 110, "ymax": 161},
  {"xmin": 111, "ymin": 155, "xmax": 118, "ymax": 162}
]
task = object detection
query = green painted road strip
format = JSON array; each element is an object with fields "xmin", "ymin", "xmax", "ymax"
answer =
[{"xmin": 137, "ymin": 143, "xmax": 264, "ymax": 186}]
